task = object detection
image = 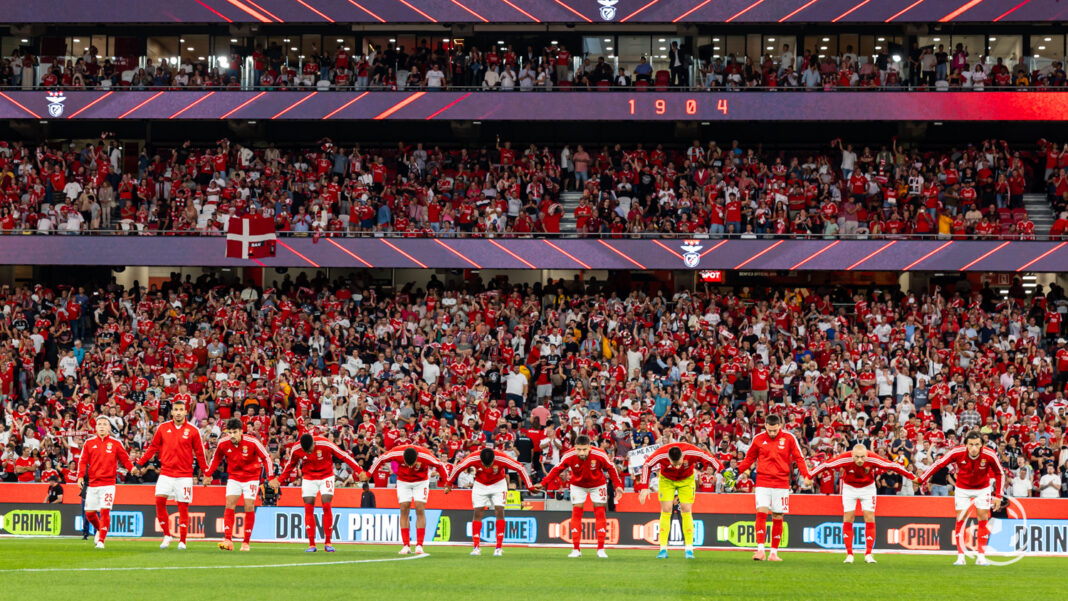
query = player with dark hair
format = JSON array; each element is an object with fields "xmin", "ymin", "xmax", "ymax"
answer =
[
  {"xmin": 809, "ymin": 443, "xmax": 916, "ymax": 563},
  {"xmin": 205, "ymin": 418, "xmax": 272, "ymax": 551},
  {"xmin": 446, "ymin": 447, "xmax": 539, "ymax": 556},
  {"xmin": 270, "ymin": 432, "xmax": 366, "ymax": 552},
  {"xmin": 78, "ymin": 415, "xmax": 133, "ymax": 549},
  {"xmin": 544, "ymin": 434, "xmax": 623, "ymax": 558},
  {"xmin": 736, "ymin": 414, "xmax": 812, "ymax": 561},
  {"xmin": 638, "ymin": 441, "xmax": 722, "ymax": 558},
  {"xmin": 369, "ymin": 444, "xmax": 450, "ymax": 555},
  {"xmin": 138, "ymin": 400, "xmax": 207, "ymax": 550},
  {"xmin": 919, "ymin": 431, "xmax": 1005, "ymax": 565}
]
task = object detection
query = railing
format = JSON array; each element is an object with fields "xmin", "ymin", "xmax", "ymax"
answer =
[{"xmin": 9, "ymin": 229, "xmax": 1061, "ymax": 241}]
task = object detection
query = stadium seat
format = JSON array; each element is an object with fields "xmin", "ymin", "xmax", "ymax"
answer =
[{"xmin": 654, "ymin": 70, "xmax": 670, "ymax": 91}]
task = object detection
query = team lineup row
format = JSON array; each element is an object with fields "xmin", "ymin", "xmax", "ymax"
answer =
[{"xmin": 77, "ymin": 402, "xmax": 1004, "ymax": 564}]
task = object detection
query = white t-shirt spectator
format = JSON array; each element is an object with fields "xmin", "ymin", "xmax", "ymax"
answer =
[
  {"xmin": 63, "ymin": 181, "xmax": 83, "ymax": 202},
  {"xmin": 426, "ymin": 68, "xmax": 445, "ymax": 89},
  {"xmin": 1010, "ymin": 474, "xmax": 1032, "ymax": 497},
  {"xmin": 422, "ymin": 360, "xmax": 440, "ymax": 387},
  {"xmin": 504, "ymin": 372, "xmax": 527, "ymax": 397},
  {"xmin": 1039, "ymin": 472, "xmax": 1062, "ymax": 498},
  {"xmin": 58, "ymin": 355, "xmax": 78, "ymax": 379}
]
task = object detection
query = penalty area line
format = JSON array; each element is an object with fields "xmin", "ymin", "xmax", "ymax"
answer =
[{"xmin": 0, "ymin": 553, "xmax": 429, "ymax": 573}]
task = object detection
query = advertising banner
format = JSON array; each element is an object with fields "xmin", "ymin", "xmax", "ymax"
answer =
[
  {"xmin": 2, "ymin": 497, "xmax": 1066, "ymax": 555},
  {"xmin": 251, "ymin": 507, "xmax": 450, "ymax": 544}
]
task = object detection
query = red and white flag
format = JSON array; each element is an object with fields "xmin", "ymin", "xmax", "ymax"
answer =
[{"xmin": 226, "ymin": 215, "xmax": 276, "ymax": 259}]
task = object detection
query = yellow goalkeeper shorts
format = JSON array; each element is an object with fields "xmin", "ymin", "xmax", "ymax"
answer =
[{"xmin": 658, "ymin": 474, "xmax": 696, "ymax": 504}]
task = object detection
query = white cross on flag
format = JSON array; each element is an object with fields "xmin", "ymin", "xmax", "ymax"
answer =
[{"xmin": 225, "ymin": 215, "xmax": 276, "ymax": 259}]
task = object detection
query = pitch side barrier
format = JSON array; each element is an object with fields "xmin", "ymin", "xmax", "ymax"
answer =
[
  {"xmin": 3, "ymin": 236, "xmax": 1067, "ymax": 272},
  {"xmin": 3, "ymin": 485, "xmax": 1066, "ymax": 554}
]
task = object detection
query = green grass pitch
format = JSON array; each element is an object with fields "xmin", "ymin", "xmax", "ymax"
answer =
[{"xmin": 2, "ymin": 539, "xmax": 1065, "ymax": 601}]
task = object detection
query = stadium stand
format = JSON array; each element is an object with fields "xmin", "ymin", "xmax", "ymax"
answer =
[{"xmin": 2, "ymin": 274, "xmax": 1067, "ymax": 498}]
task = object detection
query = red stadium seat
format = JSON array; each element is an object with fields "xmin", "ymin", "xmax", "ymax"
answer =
[
  {"xmin": 557, "ymin": 80, "xmax": 573, "ymax": 91},
  {"xmin": 654, "ymin": 70, "xmax": 670, "ymax": 92},
  {"xmin": 596, "ymin": 80, "xmax": 610, "ymax": 91},
  {"xmin": 635, "ymin": 80, "xmax": 650, "ymax": 92}
]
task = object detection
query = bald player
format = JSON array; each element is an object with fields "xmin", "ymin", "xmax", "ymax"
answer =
[{"xmin": 809, "ymin": 444, "xmax": 916, "ymax": 563}]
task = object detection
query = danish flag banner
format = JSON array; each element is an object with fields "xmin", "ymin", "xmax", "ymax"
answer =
[{"xmin": 225, "ymin": 216, "xmax": 276, "ymax": 259}]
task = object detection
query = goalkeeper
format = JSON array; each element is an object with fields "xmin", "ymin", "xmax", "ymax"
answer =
[{"xmin": 637, "ymin": 442, "xmax": 723, "ymax": 558}]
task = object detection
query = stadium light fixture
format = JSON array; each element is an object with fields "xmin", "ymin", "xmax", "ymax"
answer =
[
  {"xmin": 187, "ymin": 47, "xmax": 194, "ymax": 51},
  {"xmin": 180, "ymin": 38, "xmax": 185, "ymax": 42},
  {"xmin": 767, "ymin": 47, "xmax": 773, "ymax": 51},
  {"xmin": 284, "ymin": 38, "xmax": 290, "ymax": 42},
  {"xmin": 74, "ymin": 38, "xmax": 80, "ymax": 43},
  {"xmin": 989, "ymin": 37, "xmax": 997, "ymax": 41},
  {"xmin": 231, "ymin": 38, "xmax": 238, "ymax": 43},
  {"xmin": 389, "ymin": 39, "xmax": 396, "ymax": 43},
  {"xmin": 892, "ymin": 54, "xmax": 901, "ymax": 62},
  {"xmin": 932, "ymin": 37, "xmax": 940, "ymax": 42},
  {"xmin": 658, "ymin": 38, "xmax": 666, "ymax": 42},
  {"xmin": 875, "ymin": 46, "xmax": 882, "ymax": 50},
  {"xmin": 878, "ymin": 38, "xmax": 885, "ymax": 42},
  {"xmin": 337, "ymin": 39, "xmax": 344, "ymax": 43},
  {"xmin": 713, "ymin": 38, "xmax": 719, "ymax": 42},
  {"xmin": 291, "ymin": 47, "xmax": 297, "ymax": 51},
  {"xmin": 1045, "ymin": 37, "xmax": 1052, "ymax": 42},
  {"xmin": 822, "ymin": 37, "xmax": 829, "ymax": 42},
  {"xmin": 20, "ymin": 38, "xmax": 28, "ymax": 43},
  {"xmin": 1039, "ymin": 46, "xmax": 1046, "ymax": 50},
  {"xmin": 551, "ymin": 40, "xmax": 558, "ymax": 44},
  {"xmin": 218, "ymin": 56, "xmax": 230, "ymax": 68},
  {"xmin": 769, "ymin": 38, "xmax": 775, "ymax": 42},
  {"xmin": 820, "ymin": 46, "xmax": 827, "ymax": 50}
]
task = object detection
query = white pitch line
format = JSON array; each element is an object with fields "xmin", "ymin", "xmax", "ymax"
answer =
[{"xmin": 0, "ymin": 553, "xmax": 429, "ymax": 573}]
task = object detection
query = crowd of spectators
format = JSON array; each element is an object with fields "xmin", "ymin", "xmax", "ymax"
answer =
[
  {"xmin": 2, "ymin": 270, "xmax": 1068, "ymax": 499},
  {"xmin": 3, "ymin": 134, "xmax": 1067, "ymax": 240},
  {"xmin": 3, "ymin": 38, "xmax": 1066, "ymax": 92}
]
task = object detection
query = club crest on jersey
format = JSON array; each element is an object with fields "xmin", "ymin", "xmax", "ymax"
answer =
[
  {"xmin": 590, "ymin": 459, "xmax": 598, "ymax": 469},
  {"xmin": 680, "ymin": 240, "xmax": 703, "ymax": 268},
  {"xmin": 46, "ymin": 91, "xmax": 66, "ymax": 117},
  {"xmin": 597, "ymin": 0, "xmax": 617, "ymax": 20},
  {"xmin": 106, "ymin": 443, "xmax": 113, "ymax": 453},
  {"xmin": 316, "ymin": 451, "xmax": 323, "ymax": 459},
  {"xmin": 779, "ymin": 439, "xmax": 785, "ymax": 447},
  {"xmin": 241, "ymin": 445, "xmax": 249, "ymax": 455}
]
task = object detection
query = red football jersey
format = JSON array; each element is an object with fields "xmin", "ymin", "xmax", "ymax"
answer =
[
  {"xmin": 78, "ymin": 435, "xmax": 133, "ymax": 486},
  {"xmin": 737, "ymin": 430, "xmax": 811, "ymax": 489},
  {"xmin": 809, "ymin": 452, "xmax": 913, "ymax": 488},
  {"xmin": 545, "ymin": 447, "xmax": 623, "ymax": 489},
  {"xmin": 921, "ymin": 445, "xmax": 1005, "ymax": 497},
  {"xmin": 139, "ymin": 420, "xmax": 207, "ymax": 478},
  {"xmin": 448, "ymin": 449, "xmax": 534, "ymax": 488},
  {"xmin": 206, "ymin": 434, "xmax": 273, "ymax": 483},
  {"xmin": 368, "ymin": 444, "xmax": 449, "ymax": 484},
  {"xmin": 279, "ymin": 436, "xmax": 363, "ymax": 481},
  {"xmin": 640, "ymin": 442, "xmax": 723, "ymax": 487}
]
